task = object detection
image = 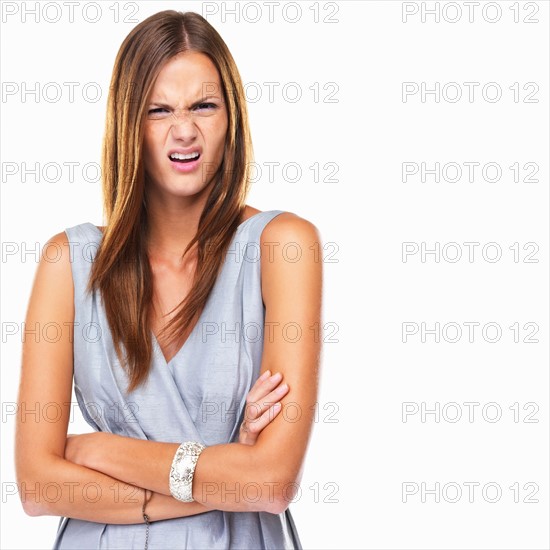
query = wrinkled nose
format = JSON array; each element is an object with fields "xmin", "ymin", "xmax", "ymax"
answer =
[{"xmin": 170, "ymin": 110, "xmax": 198, "ymax": 141}]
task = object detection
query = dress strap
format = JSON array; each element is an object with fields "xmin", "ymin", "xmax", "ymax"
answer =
[{"xmin": 63, "ymin": 222, "xmax": 102, "ymax": 301}]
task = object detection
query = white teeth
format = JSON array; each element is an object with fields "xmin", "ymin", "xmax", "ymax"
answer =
[{"xmin": 170, "ymin": 152, "xmax": 199, "ymax": 160}]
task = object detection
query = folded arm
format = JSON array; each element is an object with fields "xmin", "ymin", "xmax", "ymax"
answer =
[
  {"xmin": 63, "ymin": 213, "xmax": 323, "ymax": 514},
  {"xmin": 18, "ymin": 453, "xmax": 209, "ymax": 522}
]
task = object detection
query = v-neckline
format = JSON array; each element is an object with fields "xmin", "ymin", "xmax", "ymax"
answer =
[
  {"xmin": 151, "ymin": 315, "xmax": 202, "ymax": 367},
  {"xmin": 87, "ymin": 210, "xmax": 269, "ymax": 367}
]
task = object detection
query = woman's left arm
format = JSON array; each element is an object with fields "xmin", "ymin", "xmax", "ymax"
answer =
[{"xmin": 68, "ymin": 213, "xmax": 322, "ymax": 514}]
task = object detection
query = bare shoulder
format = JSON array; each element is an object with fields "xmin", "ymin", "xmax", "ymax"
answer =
[
  {"xmin": 259, "ymin": 212, "xmax": 323, "ymax": 306},
  {"xmin": 43, "ymin": 229, "xmax": 70, "ymax": 248},
  {"xmin": 39, "ymin": 230, "xmax": 73, "ymax": 277},
  {"xmin": 260, "ymin": 211, "xmax": 321, "ymax": 245},
  {"xmin": 27, "ymin": 230, "xmax": 74, "ymax": 318}
]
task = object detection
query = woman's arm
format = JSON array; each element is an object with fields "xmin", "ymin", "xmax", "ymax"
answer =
[
  {"xmin": 62, "ymin": 366, "xmax": 290, "ymax": 516},
  {"xmin": 63, "ymin": 213, "xmax": 323, "ymax": 514},
  {"xmin": 19, "ymin": 454, "xmax": 209, "ymax": 523},
  {"xmin": 14, "ymin": 231, "xmax": 210, "ymax": 522}
]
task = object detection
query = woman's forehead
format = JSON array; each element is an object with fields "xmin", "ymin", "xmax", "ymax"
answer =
[
  {"xmin": 150, "ymin": 52, "xmax": 223, "ymax": 101},
  {"xmin": 155, "ymin": 52, "xmax": 221, "ymax": 85}
]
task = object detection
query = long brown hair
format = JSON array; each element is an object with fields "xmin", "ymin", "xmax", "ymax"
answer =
[{"xmin": 87, "ymin": 10, "xmax": 253, "ymax": 392}]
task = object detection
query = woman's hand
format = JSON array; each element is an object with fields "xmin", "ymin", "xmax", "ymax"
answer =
[{"xmin": 239, "ymin": 370, "xmax": 289, "ymax": 446}]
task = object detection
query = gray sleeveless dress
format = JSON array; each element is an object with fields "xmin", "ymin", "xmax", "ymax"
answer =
[{"xmin": 52, "ymin": 210, "xmax": 303, "ymax": 549}]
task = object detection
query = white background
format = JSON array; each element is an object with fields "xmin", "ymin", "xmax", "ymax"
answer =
[{"xmin": 1, "ymin": 1, "xmax": 549, "ymax": 549}]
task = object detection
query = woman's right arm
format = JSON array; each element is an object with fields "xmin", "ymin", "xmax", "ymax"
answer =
[{"xmin": 14, "ymin": 230, "xmax": 208, "ymax": 523}]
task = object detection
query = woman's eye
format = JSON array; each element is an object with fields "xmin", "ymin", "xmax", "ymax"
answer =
[
  {"xmin": 194, "ymin": 103, "xmax": 216, "ymax": 111},
  {"xmin": 147, "ymin": 107, "xmax": 173, "ymax": 120}
]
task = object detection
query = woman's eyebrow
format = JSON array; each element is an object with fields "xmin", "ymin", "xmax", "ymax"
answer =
[{"xmin": 148, "ymin": 96, "xmax": 222, "ymax": 107}]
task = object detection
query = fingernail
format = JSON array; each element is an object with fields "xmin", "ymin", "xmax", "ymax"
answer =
[
  {"xmin": 273, "ymin": 402, "xmax": 282, "ymax": 410},
  {"xmin": 261, "ymin": 370, "xmax": 271, "ymax": 380},
  {"xmin": 270, "ymin": 372, "xmax": 282, "ymax": 381}
]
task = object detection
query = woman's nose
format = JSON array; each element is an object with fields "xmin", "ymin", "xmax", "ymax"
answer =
[{"xmin": 169, "ymin": 110, "xmax": 198, "ymax": 140}]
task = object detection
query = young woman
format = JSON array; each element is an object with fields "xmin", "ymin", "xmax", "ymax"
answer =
[{"xmin": 15, "ymin": 10, "xmax": 322, "ymax": 549}]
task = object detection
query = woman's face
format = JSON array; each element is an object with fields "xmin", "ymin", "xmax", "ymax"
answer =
[{"xmin": 142, "ymin": 51, "xmax": 228, "ymax": 202}]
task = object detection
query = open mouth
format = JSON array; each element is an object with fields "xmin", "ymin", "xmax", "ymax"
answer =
[{"xmin": 169, "ymin": 152, "xmax": 201, "ymax": 163}]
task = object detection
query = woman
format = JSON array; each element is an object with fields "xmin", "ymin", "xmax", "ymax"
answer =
[{"xmin": 15, "ymin": 10, "xmax": 322, "ymax": 549}]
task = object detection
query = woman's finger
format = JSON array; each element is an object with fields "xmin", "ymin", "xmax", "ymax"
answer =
[
  {"xmin": 246, "ymin": 371, "xmax": 283, "ymax": 404},
  {"xmin": 248, "ymin": 370, "xmax": 271, "ymax": 395},
  {"xmin": 244, "ymin": 383, "xmax": 289, "ymax": 422},
  {"xmin": 246, "ymin": 402, "xmax": 283, "ymax": 434}
]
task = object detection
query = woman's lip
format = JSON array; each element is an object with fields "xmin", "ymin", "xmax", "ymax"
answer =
[
  {"xmin": 169, "ymin": 153, "xmax": 201, "ymax": 173},
  {"xmin": 168, "ymin": 148, "xmax": 202, "ymax": 156}
]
